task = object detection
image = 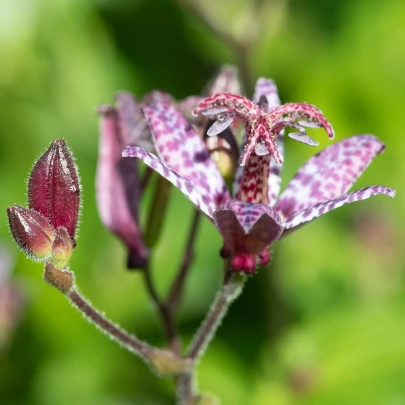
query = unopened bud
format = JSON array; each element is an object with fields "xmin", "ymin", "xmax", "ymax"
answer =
[
  {"xmin": 43, "ymin": 261, "xmax": 74, "ymax": 294},
  {"xmin": 51, "ymin": 227, "xmax": 74, "ymax": 268},
  {"xmin": 28, "ymin": 139, "xmax": 81, "ymax": 240},
  {"xmin": 258, "ymin": 250, "xmax": 270, "ymax": 266},
  {"xmin": 7, "ymin": 206, "xmax": 55, "ymax": 260},
  {"xmin": 230, "ymin": 254, "xmax": 256, "ymax": 274}
]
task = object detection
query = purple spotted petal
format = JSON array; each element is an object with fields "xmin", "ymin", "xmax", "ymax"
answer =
[
  {"xmin": 275, "ymin": 135, "xmax": 386, "ymax": 219},
  {"xmin": 206, "ymin": 65, "xmax": 241, "ymax": 96},
  {"xmin": 123, "ymin": 147, "xmax": 216, "ymax": 218},
  {"xmin": 142, "ymin": 90, "xmax": 174, "ymax": 108},
  {"xmin": 214, "ymin": 200, "xmax": 283, "ymax": 256},
  {"xmin": 143, "ymin": 103, "xmax": 230, "ymax": 207},
  {"xmin": 252, "ymin": 78, "xmax": 281, "ymax": 111},
  {"xmin": 282, "ymin": 186, "xmax": 395, "ymax": 231},
  {"xmin": 178, "ymin": 95, "xmax": 204, "ymax": 125},
  {"xmin": 115, "ymin": 92, "xmax": 151, "ymax": 149}
]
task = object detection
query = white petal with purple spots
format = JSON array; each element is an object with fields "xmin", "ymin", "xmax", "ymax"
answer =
[
  {"xmin": 143, "ymin": 103, "xmax": 230, "ymax": 208},
  {"xmin": 282, "ymin": 186, "xmax": 395, "ymax": 231},
  {"xmin": 123, "ymin": 147, "xmax": 216, "ymax": 218},
  {"xmin": 252, "ymin": 77, "xmax": 281, "ymax": 111},
  {"xmin": 275, "ymin": 135, "xmax": 386, "ymax": 220}
]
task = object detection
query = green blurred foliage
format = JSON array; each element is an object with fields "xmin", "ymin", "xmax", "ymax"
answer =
[{"xmin": 0, "ymin": 0, "xmax": 404, "ymax": 404}]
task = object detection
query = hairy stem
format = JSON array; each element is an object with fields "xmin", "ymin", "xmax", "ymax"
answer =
[
  {"xmin": 68, "ymin": 288, "xmax": 153, "ymax": 360},
  {"xmin": 187, "ymin": 271, "xmax": 245, "ymax": 360},
  {"xmin": 167, "ymin": 210, "xmax": 201, "ymax": 312},
  {"xmin": 177, "ymin": 267, "xmax": 246, "ymax": 403},
  {"xmin": 143, "ymin": 266, "xmax": 180, "ymax": 353}
]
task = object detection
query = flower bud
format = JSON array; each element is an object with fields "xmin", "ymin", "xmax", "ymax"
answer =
[
  {"xmin": 96, "ymin": 106, "xmax": 148, "ymax": 269},
  {"xmin": 51, "ymin": 227, "xmax": 74, "ymax": 268},
  {"xmin": 7, "ymin": 206, "xmax": 55, "ymax": 260},
  {"xmin": 28, "ymin": 139, "xmax": 80, "ymax": 240}
]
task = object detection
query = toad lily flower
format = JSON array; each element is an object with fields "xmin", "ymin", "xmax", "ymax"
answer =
[{"xmin": 123, "ymin": 78, "xmax": 395, "ymax": 274}]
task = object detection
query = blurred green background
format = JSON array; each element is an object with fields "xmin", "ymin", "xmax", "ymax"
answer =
[{"xmin": 0, "ymin": 0, "xmax": 404, "ymax": 404}]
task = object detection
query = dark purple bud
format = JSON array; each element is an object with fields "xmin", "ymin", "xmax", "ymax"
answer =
[
  {"xmin": 258, "ymin": 250, "xmax": 270, "ymax": 266},
  {"xmin": 51, "ymin": 227, "xmax": 73, "ymax": 268},
  {"xmin": 7, "ymin": 206, "xmax": 55, "ymax": 260},
  {"xmin": 96, "ymin": 106, "xmax": 148, "ymax": 269},
  {"xmin": 230, "ymin": 254, "xmax": 256, "ymax": 274},
  {"xmin": 28, "ymin": 139, "xmax": 80, "ymax": 240}
]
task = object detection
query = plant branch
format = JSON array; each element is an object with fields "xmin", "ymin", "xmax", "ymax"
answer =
[
  {"xmin": 68, "ymin": 288, "xmax": 153, "ymax": 359},
  {"xmin": 175, "ymin": 266, "xmax": 246, "ymax": 403},
  {"xmin": 167, "ymin": 210, "xmax": 201, "ymax": 312},
  {"xmin": 187, "ymin": 270, "xmax": 245, "ymax": 361},
  {"xmin": 143, "ymin": 265, "xmax": 180, "ymax": 353},
  {"xmin": 44, "ymin": 263, "xmax": 190, "ymax": 376}
]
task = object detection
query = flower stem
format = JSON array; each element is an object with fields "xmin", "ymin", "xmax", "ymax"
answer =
[
  {"xmin": 177, "ymin": 266, "xmax": 246, "ymax": 403},
  {"xmin": 143, "ymin": 265, "xmax": 180, "ymax": 353},
  {"xmin": 187, "ymin": 270, "xmax": 245, "ymax": 360},
  {"xmin": 68, "ymin": 288, "xmax": 153, "ymax": 360},
  {"xmin": 167, "ymin": 210, "xmax": 201, "ymax": 312}
]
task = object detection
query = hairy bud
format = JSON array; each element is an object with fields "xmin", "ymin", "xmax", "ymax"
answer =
[
  {"xmin": 51, "ymin": 227, "xmax": 74, "ymax": 268},
  {"xmin": 28, "ymin": 139, "xmax": 80, "ymax": 240},
  {"xmin": 7, "ymin": 206, "xmax": 55, "ymax": 260}
]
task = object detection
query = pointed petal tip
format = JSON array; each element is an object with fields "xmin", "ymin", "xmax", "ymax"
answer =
[{"xmin": 122, "ymin": 146, "xmax": 133, "ymax": 158}]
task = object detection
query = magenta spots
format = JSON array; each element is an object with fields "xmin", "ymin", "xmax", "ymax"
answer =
[
  {"xmin": 142, "ymin": 103, "xmax": 230, "ymax": 208},
  {"xmin": 276, "ymin": 135, "xmax": 387, "ymax": 219}
]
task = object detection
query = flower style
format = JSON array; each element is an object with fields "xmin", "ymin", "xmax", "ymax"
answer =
[
  {"xmin": 193, "ymin": 82, "xmax": 335, "ymax": 167},
  {"xmin": 123, "ymin": 78, "xmax": 395, "ymax": 274}
]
